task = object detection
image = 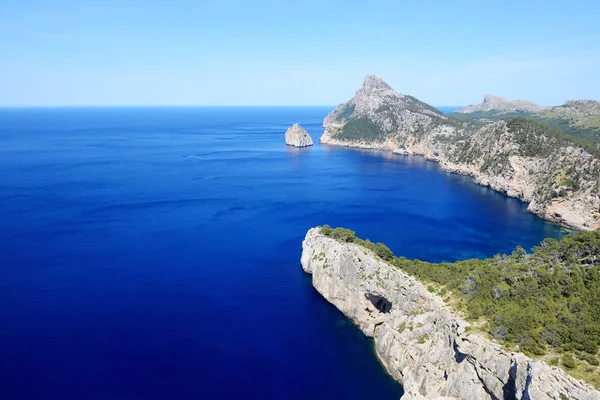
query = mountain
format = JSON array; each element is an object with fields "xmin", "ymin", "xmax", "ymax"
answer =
[
  {"xmin": 320, "ymin": 75, "xmax": 600, "ymax": 230},
  {"xmin": 455, "ymin": 94, "xmax": 546, "ymax": 114}
]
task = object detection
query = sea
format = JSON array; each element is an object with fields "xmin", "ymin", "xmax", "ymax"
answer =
[{"xmin": 0, "ymin": 106, "xmax": 562, "ymax": 399}]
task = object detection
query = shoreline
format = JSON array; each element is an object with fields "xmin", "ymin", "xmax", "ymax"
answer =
[
  {"xmin": 319, "ymin": 140, "xmax": 584, "ymax": 232},
  {"xmin": 301, "ymin": 228, "xmax": 600, "ymax": 399}
]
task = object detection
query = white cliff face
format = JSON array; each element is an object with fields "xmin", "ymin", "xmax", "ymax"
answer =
[
  {"xmin": 320, "ymin": 76, "xmax": 600, "ymax": 231},
  {"xmin": 455, "ymin": 95, "xmax": 546, "ymax": 114},
  {"xmin": 301, "ymin": 228, "xmax": 600, "ymax": 400},
  {"xmin": 285, "ymin": 124, "xmax": 313, "ymax": 147}
]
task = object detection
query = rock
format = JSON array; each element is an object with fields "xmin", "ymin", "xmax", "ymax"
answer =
[
  {"xmin": 455, "ymin": 94, "xmax": 546, "ymax": 114},
  {"xmin": 319, "ymin": 75, "xmax": 600, "ymax": 231},
  {"xmin": 301, "ymin": 228, "xmax": 600, "ymax": 400},
  {"xmin": 285, "ymin": 123, "xmax": 313, "ymax": 147}
]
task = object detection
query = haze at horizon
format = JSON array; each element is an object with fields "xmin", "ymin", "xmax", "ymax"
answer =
[{"xmin": 2, "ymin": 0, "xmax": 599, "ymax": 107}]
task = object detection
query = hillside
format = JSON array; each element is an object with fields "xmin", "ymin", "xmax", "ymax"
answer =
[
  {"xmin": 451, "ymin": 99, "xmax": 600, "ymax": 145},
  {"xmin": 320, "ymin": 76, "xmax": 600, "ymax": 230},
  {"xmin": 531, "ymin": 100, "xmax": 600, "ymax": 144}
]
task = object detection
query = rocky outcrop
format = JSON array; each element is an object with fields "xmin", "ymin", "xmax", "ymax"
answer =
[
  {"xmin": 320, "ymin": 76, "xmax": 600, "ymax": 231},
  {"xmin": 285, "ymin": 123, "xmax": 313, "ymax": 147},
  {"xmin": 301, "ymin": 228, "xmax": 600, "ymax": 400},
  {"xmin": 455, "ymin": 94, "xmax": 546, "ymax": 114}
]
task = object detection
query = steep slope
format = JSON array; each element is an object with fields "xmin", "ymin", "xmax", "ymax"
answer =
[
  {"xmin": 301, "ymin": 227, "xmax": 600, "ymax": 399},
  {"xmin": 455, "ymin": 94, "xmax": 546, "ymax": 114},
  {"xmin": 320, "ymin": 76, "xmax": 600, "ymax": 230}
]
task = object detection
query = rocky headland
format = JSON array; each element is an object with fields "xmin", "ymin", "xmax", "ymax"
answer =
[
  {"xmin": 320, "ymin": 75, "xmax": 600, "ymax": 231},
  {"xmin": 455, "ymin": 94, "xmax": 546, "ymax": 114},
  {"xmin": 285, "ymin": 123, "xmax": 313, "ymax": 147},
  {"xmin": 301, "ymin": 227, "xmax": 600, "ymax": 399}
]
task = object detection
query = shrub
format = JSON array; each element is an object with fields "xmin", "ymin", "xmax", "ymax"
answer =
[
  {"xmin": 375, "ymin": 242, "xmax": 393, "ymax": 261},
  {"xmin": 329, "ymin": 227, "xmax": 356, "ymax": 243},
  {"xmin": 320, "ymin": 225, "xmax": 332, "ymax": 236},
  {"xmin": 562, "ymin": 354, "xmax": 577, "ymax": 369}
]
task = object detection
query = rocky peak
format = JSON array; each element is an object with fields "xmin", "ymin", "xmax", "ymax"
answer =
[
  {"xmin": 483, "ymin": 94, "xmax": 505, "ymax": 104},
  {"xmin": 361, "ymin": 75, "xmax": 393, "ymax": 92},
  {"xmin": 323, "ymin": 75, "xmax": 446, "ymax": 131}
]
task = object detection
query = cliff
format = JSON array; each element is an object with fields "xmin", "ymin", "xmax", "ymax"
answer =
[
  {"xmin": 301, "ymin": 227, "xmax": 600, "ymax": 400},
  {"xmin": 320, "ymin": 76, "xmax": 600, "ymax": 231},
  {"xmin": 285, "ymin": 123, "xmax": 313, "ymax": 147},
  {"xmin": 455, "ymin": 95, "xmax": 546, "ymax": 114}
]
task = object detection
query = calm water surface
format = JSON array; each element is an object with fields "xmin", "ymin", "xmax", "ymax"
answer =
[{"xmin": 0, "ymin": 107, "xmax": 562, "ymax": 399}]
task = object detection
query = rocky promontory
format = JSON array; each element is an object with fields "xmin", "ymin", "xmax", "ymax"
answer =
[
  {"xmin": 285, "ymin": 123, "xmax": 313, "ymax": 147},
  {"xmin": 301, "ymin": 227, "xmax": 600, "ymax": 399},
  {"xmin": 455, "ymin": 94, "xmax": 546, "ymax": 114},
  {"xmin": 320, "ymin": 75, "xmax": 600, "ymax": 230}
]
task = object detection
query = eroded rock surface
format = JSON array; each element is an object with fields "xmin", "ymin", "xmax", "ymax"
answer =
[
  {"xmin": 301, "ymin": 228, "xmax": 600, "ymax": 400},
  {"xmin": 285, "ymin": 123, "xmax": 313, "ymax": 147}
]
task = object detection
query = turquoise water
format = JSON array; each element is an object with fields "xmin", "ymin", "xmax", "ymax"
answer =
[{"xmin": 0, "ymin": 107, "xmax": 562, "ymax": 399}]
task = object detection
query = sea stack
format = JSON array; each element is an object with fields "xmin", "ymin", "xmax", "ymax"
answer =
[{"xmin": 285, "ymin": 124, "xmax": 313, "ymax": 147}]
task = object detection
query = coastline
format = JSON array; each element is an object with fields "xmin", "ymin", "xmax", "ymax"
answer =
[
  {"xmin": 319, "ymin": 137, "xmax": 591, "ymax": 231},
  {"xmin": 301, "ymin": 227, "xmax": 600, "ymax": 399}
]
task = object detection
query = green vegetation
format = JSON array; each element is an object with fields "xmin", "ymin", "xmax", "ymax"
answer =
[
  {"xmin": 417, "ymin": 333, "xmax": 429, "ymax": 344},
  {"xmin": 332, "ymin": 102, "xmax": 356, "ymax": 123},
  {"xmin": 318, "ymin": 225, "xmax": 600, "ymax": 387},
  {"xmin": 563, "ymin": 354, "xmax": 577, "ymax": 369},
  {"xmin": 505, "ymin": 117, "xmax": 573, "ymax": 157},
  {"xmin": 451, "ymin": 107, "xmax": 600, "ymax": 147},
  {"xmin": 530, "ymin": 115, "xmax": 600, "ymax": 145},
  {"xmin": 331, "ymin": 116, "xmax": 388, "ymax": 142},
  {"xmin": 451, "ymin": 110, "xmax": 530, "ymax": 122},
  {"xmin": 320, "ymin": 225, "xmax": 393, "ymax": 261}
]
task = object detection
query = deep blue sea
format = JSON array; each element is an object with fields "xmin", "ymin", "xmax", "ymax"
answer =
[{"xmin": 0, "ymin": 107, "xmax": 562, "ymax": 400}]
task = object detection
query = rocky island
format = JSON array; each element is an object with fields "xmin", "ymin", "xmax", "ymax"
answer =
[
  {"xmin": 320, "ymin": 75, "xmax": 600, "ymax": 230},
  {"xmin": 285, "ymin": 123, "xmax": 313, "ymax": 147},
  {"xmin": 301, "ymin": 226, "xmax": 600, "ymax": 399}
]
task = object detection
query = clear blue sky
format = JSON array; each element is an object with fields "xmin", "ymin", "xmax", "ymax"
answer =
[{"xmin": 2, "ymin": 0, "xmax": 599, "ymax": 106}]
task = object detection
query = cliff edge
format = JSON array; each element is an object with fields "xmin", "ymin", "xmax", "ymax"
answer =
[{"xmin": 301, "ymin": 227, "xmax": 600, "ymax": 400}]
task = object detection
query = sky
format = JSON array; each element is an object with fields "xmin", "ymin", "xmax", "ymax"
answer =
[{"xmin": 1, "ymin": 0, "xmax": 599, "ymax": 106}]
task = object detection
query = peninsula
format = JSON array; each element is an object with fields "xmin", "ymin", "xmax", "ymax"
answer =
[
  {"xmin": 320, "ymin": 75, "xmax": 600, "ymax": 230},
  {"xmin": 301, "ymin": 226, "xmax": 600, "ymax": 399}
]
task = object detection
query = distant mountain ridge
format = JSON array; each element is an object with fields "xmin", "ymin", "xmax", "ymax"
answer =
[
  {"xmin": 320, "ymin": 75, "xmax": 600, "ymax": 231},
  {"xmin": 455, "ymin": 94, "xmax": 546, "ymax": 114},
  {"xmin": 452, "ymin": 97, "xmax": 600, "ymax": 144}
]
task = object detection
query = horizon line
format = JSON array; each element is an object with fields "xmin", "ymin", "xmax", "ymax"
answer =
[{"xmin": 0, "ymin": 104, "xmax": 464, "ymax": 109}]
